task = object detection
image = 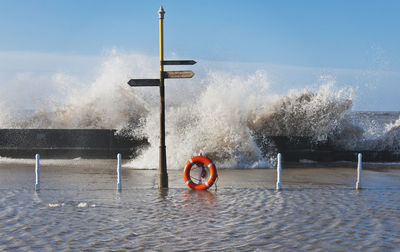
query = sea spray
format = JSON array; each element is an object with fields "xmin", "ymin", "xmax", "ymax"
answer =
[
  {"xmin": 1, "ymin": 51, "xmax": 399, "ymax": 168},
  {"xmin": 129, "ymin": 72, "xmax": 355, "ymax": 169},
  {"xmin": 5, "ymin": 51, "xmax": 152, "ymax": 130},
  {"xmin": 129, "ymin": 70, "xmax": 274, "ymax": 169},
  {"xmin": 373, "ymin": 116, "xmax": 400, "ymax": 151},
  {"xmin": 332, "ymin": 113, "xmax": 400, "ymax": 151},
  {"xmin": 249, "ymin": 83, "xmax": 353, "ymax": 141}
]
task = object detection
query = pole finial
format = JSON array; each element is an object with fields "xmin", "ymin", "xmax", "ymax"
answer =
[{"xmin": 158, "ymin": 6, "xmax": 165, "ymax": 19}]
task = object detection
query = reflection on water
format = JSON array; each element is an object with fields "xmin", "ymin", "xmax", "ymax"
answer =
[
  {"xmin": 0, "ymin": 187, "xmax": 399, "ymax": 250},
  {"xmin": 181, "ymin": 190, "xmax": 216, "ymax": 206}
]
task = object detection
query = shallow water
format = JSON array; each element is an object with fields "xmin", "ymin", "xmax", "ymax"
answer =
[{"xmin": 0, "ymin": 160, "xmax": 399, "ymax": 251}]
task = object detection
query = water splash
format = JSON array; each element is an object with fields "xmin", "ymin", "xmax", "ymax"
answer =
[
  {"xmin": 129, "ymin": 73, "xmax": 355, "ymax": 169},
  {"xmin": 1, "ymin": 50, "xmax": 399, "ymax": 168},
  {"xmin": 130, "ymin": 70, "xmax": 275, "ymax": 168}
]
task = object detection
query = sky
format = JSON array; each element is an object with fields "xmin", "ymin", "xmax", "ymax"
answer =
[{"xmin": 0, "ymin": 0, "xmax": 399, "ymax": 111}]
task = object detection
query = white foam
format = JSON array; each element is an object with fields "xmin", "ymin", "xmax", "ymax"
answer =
[
  {"xmin": 48, "ymin": 202, "xmax": 65, "ymax": 208},
  {"xmin": 2, "ymin": 50, "xmax": 399, "ymax": 169},
  {"xmin": 77, "ymin": 202, "xmax": 88, "ymax": 208},
  {"xmin": 0, "ymin": 157, "xmax": 35, "ymax": 165}
]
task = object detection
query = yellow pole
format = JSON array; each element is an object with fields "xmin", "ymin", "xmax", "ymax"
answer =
[
  {"xmin": 159, "ymin": 6, "xmax": 164, "ymax": 73},
  {"xmin": 158, "ymin": 6, "xmax": 168, "ymax": 188}
]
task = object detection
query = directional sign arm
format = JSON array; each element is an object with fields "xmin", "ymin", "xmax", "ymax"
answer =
[
  {"xmin": 162, "ymin": 60, "xmax": 196, "ymax": 65},
  {"xmin": 163, "ymin": 71, "xmax": 194, "ymax": 79},
  {"xmin": 128, "ymin": 79, "xmax": 160, "ymax": 87}
]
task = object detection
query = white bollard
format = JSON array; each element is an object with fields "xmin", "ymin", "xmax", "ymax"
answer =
[
  {"xmin": 117, "ymin": 153, "xmax": 122, "ymax": 190},
  {"xmin": 356, "ymin": 153, "xmax": 362, "ymax": 190},
  {"xmin": 35, "ymin": 154, "xmax": 40, "ymax": 191},
  {"xmin": 276, "ymin": 153, "xmax": 282, "ymax": 190}
]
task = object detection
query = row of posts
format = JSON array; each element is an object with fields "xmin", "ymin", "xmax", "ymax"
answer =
[
  {"xmin": 276, "ymin": 153, "xmax": 363, "ymax": 190},
  {"xmin": 35, "ymin": 153, "xmax": 123, "ymax": 191},
  {"xmin": 34, "ymin": 152, "xmax": 364, "ymax": 191}
]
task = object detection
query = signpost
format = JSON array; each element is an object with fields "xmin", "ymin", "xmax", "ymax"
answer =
[
  {"xmin": 163, "ymin": 70, "xmax": 195, "ymax": 79},
  {"xmin": 128, "ymin": 79, "xmax": 159, "ymax": 87},
  {"xmin": 127, "ymin": 6, "xmax": 196, "ymax": 188},
  {"xmin": 162, "ymin": 60, "xmax": 196, "ymax": 65}
]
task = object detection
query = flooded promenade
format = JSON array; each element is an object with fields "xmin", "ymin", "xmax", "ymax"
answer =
[{"xmin": 0, "ymin": 159, "xmax": 399, "ymax": 250}]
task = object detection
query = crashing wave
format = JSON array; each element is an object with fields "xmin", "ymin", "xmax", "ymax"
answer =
[{"xmin": 1, "ymin": 51, "xmax": 399, "ymax": 168}]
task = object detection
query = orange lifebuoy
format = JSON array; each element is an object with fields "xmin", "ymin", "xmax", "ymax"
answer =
[{"xmin": 183, "ymin": 155, "xmax": 218, "ymax": 190}]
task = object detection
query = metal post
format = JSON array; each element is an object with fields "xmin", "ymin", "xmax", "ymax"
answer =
[
  {"xmin": 276, "ymin": 153, "xmax": 282, "ymax": 190},
  {"xmin": 35, "ymin": 154, "xmax": 40, "ymax": 191},
  {"xmin": 198, "ymin": 166, "xmax": 203, "ymax": 184},
  {"xmin": 356, "ymin": 153, "xmax": 362, "ymax": 190},
  {"xmin": 158, "ymin": 6, "xmax": 168, "ymax": 188},
  {"xmin": 117, "ymin": 153, "xmax": 122, "ymax": 190}
]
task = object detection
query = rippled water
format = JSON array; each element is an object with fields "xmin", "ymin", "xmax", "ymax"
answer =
[{"xmin": 0, "ymin": 161, "xmax": 399, "ymax": 251}]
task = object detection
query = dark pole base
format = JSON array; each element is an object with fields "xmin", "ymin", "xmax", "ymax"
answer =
[{"xmin": 159, "ymin": 145, "xmax": 168, "ymax": 188}]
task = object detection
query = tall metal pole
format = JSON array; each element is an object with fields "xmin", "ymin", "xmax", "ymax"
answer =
[{"xmin": 158, "ymin": 6, "xmax": 168, "ymax": 188}]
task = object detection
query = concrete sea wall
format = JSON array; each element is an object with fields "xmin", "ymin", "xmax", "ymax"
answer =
[
  {"xmin": 0, "ymin": 129, "xmax": 399, "ymax": 161},
  {"xmin": 0, "ymin": 129, "xmax": 148, "ymax": 158},
  {"xmin": 258, "ymin": 136, "xmax": 400, "ymax": 162}
]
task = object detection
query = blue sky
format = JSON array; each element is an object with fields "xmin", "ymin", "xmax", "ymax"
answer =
[{"xmin": 0, "ymin": 0, "xmax": 399, "ymax": 110}]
